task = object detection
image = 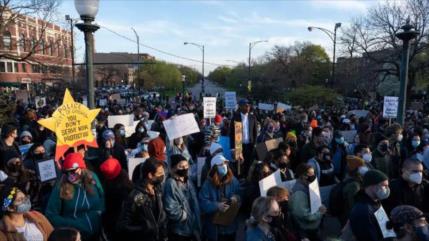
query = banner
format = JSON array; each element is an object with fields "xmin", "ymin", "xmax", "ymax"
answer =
[
  {"xmin": 258, "ymin": 103, "xmax": 274, "ymax": 111},
  {"xmin": 383, "ymin": 96, "xmax": 399, "ymax": 118},
  {"xmin": 37, "ymin": 159, "xmax": 57, "ymax": 182},
  {"xmin": 162, "ymin": 113, "xmax": 200, "ymax": 140},
  {"xmin": 108, "ymin": 114, "xmax": 134, "ymax": 128},
  {"xmin": 37, "ymin": 89, "xmax": 100, "ymax": 160},
  {"xmin": 224, "ymin": 92, "xmax": 237, "ymax": 110},
  {"xmin": 203, "ymin": 97, "xmax": 217, "ymax": 118}
]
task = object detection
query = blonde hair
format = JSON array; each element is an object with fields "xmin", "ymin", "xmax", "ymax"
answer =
[
  {"xmin": 246, "ymin": 196, "xmax": 276, "ymax": 227},
  {"xmin": 60, "ymin": 169, "xmax": 96, "ymax": 200}
]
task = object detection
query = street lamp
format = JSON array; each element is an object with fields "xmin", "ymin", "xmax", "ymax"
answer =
[
  {"xmin": 395, "ymin": 18, "xmax": 419, "ymax": 125},
  {"xmin": 74, "ymin": 0, "xmax": 100, "ymax": 109},
  {"xmin": 248, "ymin": 40, "xmax": 268, "ymax": 94},
  {"xmin": 308, "ymin": 22, "xmax": 341, "ymax": 87},
  {"xmin": 184, "ymin": 42, "xmax": 205, "ymax": 95},
  {"xmin": 65, "ymin": 15, "xmax": 76, "ymax": 84}
]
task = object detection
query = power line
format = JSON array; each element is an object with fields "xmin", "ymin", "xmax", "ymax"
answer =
[{"xmin": 99, "ymin": 25, "xmax": 231, "ymax": 67}]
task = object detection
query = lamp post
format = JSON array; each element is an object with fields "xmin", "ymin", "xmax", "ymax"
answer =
[
  {"xmin": 184, "ymin": 42, "xmax": 205, "ymax": 95},
  {"xmin": 248, "ymin": 40, "xmax": 268, "ymax": 94},
  {"xmin": 308, "ymin": 22, "xmax": 341, "ymax": 87},
  {"xmin": 131, "ymin": 27, "xmax": 140, "ymax": 88},
  {"xmin": 74, "ymin": 0, "xmax": 99, "ymax": 109},
  {"xmin": 65, "ymin": 15, "xmax": 76, "ymax": 84},
  {"xmin": 395, "ymin": 18, "xmax": 419, "ymax": 125}
]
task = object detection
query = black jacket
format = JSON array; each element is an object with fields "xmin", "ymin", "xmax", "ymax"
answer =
[
  {"xmin": 229, "ymin": 111, "xmax": 258, "ymax": 147},
  {"xmin": 383, "ymin": 177, "xmax": 429, "ymax": 214},
  {"xmin": 117, "ymin": 184, "xmax": 167, "ymax": 241}
]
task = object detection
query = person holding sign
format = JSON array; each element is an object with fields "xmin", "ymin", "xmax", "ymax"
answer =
[
  {"xmin": 163, "ymin": 154, "xmax": 201, "ymax": 241},
  {"xmin": 349, "ymin": 169, "xmax": 390, "ymax": 241},
  {"xmin": 245, "ymin": 197, "xmax": 279, "ymax": 241},
  {"xmin": 0, "ymin": 184, "xmax": 53, "ymax": 241},
  {"xmin": 289, "ymin": 164, "xmax": 326, "ymax": 241},
  {"xmin": 45, "ymin": 153, "xmax": 105, "ymax": 241},
  {"xmin": 199, "ymin": 154, "xmax": 241, "ymax": 241},
  {"xmin": 388, "ymin": 205, "xmax": 429, "ymax": 241}
]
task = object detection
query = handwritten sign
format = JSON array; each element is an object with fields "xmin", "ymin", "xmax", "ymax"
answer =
[
  {"xmin": 224, "ymin": 92, "xmax": 237, "ymax": 110},
  {"xmin": 203, "ymin": 97, "xmax": 217, "ymax": 118},
  {"xmin": 162, "ymin": 113, "xmax": 200, "ymax": 140},
  {"xmin": 259, "ymin": 170, "xmax": 282, "ymax": 197},
  {"xmin": 234, "ymin": 122, "xmax": 243, "ymax": 161},
  {"xmin": 108, "ymin": 114, "xmax": 134, "ymax": 128},
  {"xmin": 374, "ymin": 206, "xmax": 397, "ymax": 238},
  {"xmin": 383, "ymin": 96, "xmax": 399, "ymax": 118},
  {"xmin": 309, "ymin": 179, "xmax": 322, "ymax": 214},
  {"xmin": 276, "ymin": 102, "xmax": 292, "ymax": 113},
  {"xmin": 128, "ymin": 158, "xmax": 146, "ymax": 180},
  {"xmin": 37, "ymin": 159, "xmax": 57, "ymax": 182},
  {"xmin": 258, "ymin": 103, "xmax": 274, "ymax": 111},
  {"xmin": 37, "ymin": 89, "xmax": 100, "ymax": 160},
  {"xmin": 35, "ymin": 96, "xmax": 46, "ymax": 109}
]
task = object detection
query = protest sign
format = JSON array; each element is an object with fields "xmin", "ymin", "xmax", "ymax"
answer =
[
  {"xmin": 309, "ymin": 179, "xmax": 322, "ymax": 214},
  {"xmin": 276, "ymin": 102, "xmax": 292, "ymax": 113},
  {"xmin": 108, "ymin": 114, "xmax": 134, "ymax": 128},
  {"xmin": 218, "ymin": 136, "xmax": 232, "ymax": 161},
  {"xmin": 259, "ymin": 170, "xmax": 282, "ymax": 197},
  {"xmin": 256, "ymin": 138, "xmax": 283, "ymax": 160},
  {"xmin": 234, "ymin": 122, "xmax": 243, "ymax": 161},
  {"xmin": 16, "ymin": 90, "xmax": 29, "ymax": 104},
  {"xmin": 37, "ymin": 89, "xmax": 100, "ymax": 160},
  {"xmin": 124, "ymin": 121, "xmax": 140, "ymax": 138},
  {"xmin": 203, "ymin": 97, "xmax": 217, "ymax": 118},
  {"xmin": 35, "ymin": 96, "xmax": 46, "ymax": 109},
  {"xmin": 110, "ymin": 93, "xmax": 121, "ymax": 102},
  {"xmin": 19, "ymin": 143, "xmax": 33, "ymax": 156},
  {"xmin": 162, "ymin": 113, "xmax": 200, "ymax": 140},
  {"xmin": 197, "ymin": 157, "xmax": 205, "ymax": 187},
  {"xmin": 128, "ymin": 158, "xmax": 146, "ymax": 180},
  {"xmin": 224, "ymin": 92, "xmax": 237, "ymax": 110},
  {"xmin": 258, "ymin": 103, "xmax": 274, "ymax": 111},
  {"xmin": 374, "ymin": 206, "xmax": 397, "ymax": 238},
  {"xmin": 339, "ymin": 130, "xmax": 357, "ymax": 143},
  {"xmin": 266, "ymin": 138, "xmax": 283, "ymax": 151},
  {"xmin": 348, "ymin": 110, "xmax": 369, "ymax": 118},
  {"xmin": 37, "ymin": 159, "xmax": 57, "ymax": 182},
  {"xmin": 99, "ymin": 99, "xmax": 107, "ymax": 107},
  {"xmin": 383, "ymin": 96, "xmax": 399, "ymax": 118}
]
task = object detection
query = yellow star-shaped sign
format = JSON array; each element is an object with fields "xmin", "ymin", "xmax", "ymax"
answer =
[{"xmin": 38, "ymin": 89, "xmax": 100, "ymax": 160}]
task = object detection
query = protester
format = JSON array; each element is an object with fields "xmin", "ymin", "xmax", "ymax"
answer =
[
  {"xmin": 48, "ymin": 228, "xmax": 81, "ymax": 241},
  {"xmin": 289, "ymin": 163, "xmax": 326, "ymax": 241},
  {"xmin": 307, "ymin": 146, "xmax": 336, "ymax": 186},
  {"xmin": 117, "ymin": 157, "xmax": 167, "ymax": 241},
  {"xmin": 0, "ymin": 123, "xmax": 21, "ymax": 169},
  {"xmin": 45, "ymin": 153, "xmax": 105, "ymax": 241},
  {"xmin": 199, "ymin": 154, "xmax": 241, "ymax": 241},
  {"xmin": 372, "ymin": 138, "xmax": 394, "ymax": 178},
  {"xmin": 0, "ymin": 184, "xmax": 53, "ymax": 241},
  {"xmin": 99, "ymin": 129, "xmax": 128, "ymax": 172},
  {"xmin": 271, "ymin": 149, "xmax": 295, "ymax": 181},
  {"xmin": 388, "ymin": 205, "xmax": 429, "ymax": 241},
  {"xmin": 163, "ymin": 154, "xmax": 201, "ymax": 241},
  {"xmin": 127, "ymin": 121, "xmax": 148, "ymax": 149},
  {"xmin": 245, "ymin": 197, "xmax": 278, "ymax": 241}
]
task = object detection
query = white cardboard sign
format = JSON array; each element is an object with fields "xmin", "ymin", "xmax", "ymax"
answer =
[
  {"xmin": 258, "ymin": 103, "xmax": 274, "ymax": 111},
  {"xmin": 224, "ymin": 92, "xmax": 237, "ymax": 110},
  {"xmin": 374, "ymin": 206, "xmax": 397, "ymax": 238},
  {"xmin": 37, "ymin": 159, "xmax": 57, "ymax": 182},
  {"xmin": 128, "ymin": 158, "xmax": 146, "ymax": 180},
  {"xmin": 259, "ymin": 170, "xmax": 282, "ymax": 197},
  {"xmin": 162, "ymin": 113, "xmax": 200, "ymax": 140},
  {"xmin": 108, "ymin": 114, "xmax": 134, "ymax": 128},
  {"xmin": 383, "ymin": 96, "xmax": 399, "ymax": 118},
  {"xmin": 309, "ymin": 178, "xmax": 322, "ymax": 214},
  {"xmin": 203, "ymin": 97, "xmax": 217, "ymax": 118}
]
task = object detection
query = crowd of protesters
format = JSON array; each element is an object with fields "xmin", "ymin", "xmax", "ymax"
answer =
[{"xmin": 0, "ymin": 88, "xmax": 428, "ymax": 241}]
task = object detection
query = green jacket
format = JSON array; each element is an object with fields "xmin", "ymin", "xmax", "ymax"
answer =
[{"xmin": 45, "ymin": 171, "xmax": 105, "ymax": 240}]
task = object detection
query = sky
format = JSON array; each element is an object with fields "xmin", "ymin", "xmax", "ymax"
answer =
[{"xmin": 57, "ymin": 0, "xmax": 384, "ymax": 74}]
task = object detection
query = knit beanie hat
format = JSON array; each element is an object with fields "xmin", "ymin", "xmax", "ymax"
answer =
[
  {"xmin": 19, "ymin": 131, "xmax": 32, "ymax": 140},
  {"xmin": 346, "ymin": 155, "xmax": 365, "ymax": 172},
  {"xmin": 286, "ymin": 131, "xmax": 297, "ymax": 141},
  {"xmin": 390, "ymin": 205, "xmax": 424, "ymax": 226},
  {"xmin": 363, "ymin": 169, "xmax": 388, "ymax": 187},
  {"xmin": 63, "ymin": 153, "xmax": 86, "ymax": 171},
  {"xmin": 214, "ymin": 114, "xmax": 223, "ymax": 125},
  {"xmin": 170, "ymin": 154, "xmax": 187, "ymax": 168},
  {"xmin": 100, "ymin": 157, "xmax": 122, "ymax": 180}
]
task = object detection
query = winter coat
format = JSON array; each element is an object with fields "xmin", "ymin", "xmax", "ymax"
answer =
[
  {"xmin": 0, "ymin": 211, "xmax": 53, "ymax": 241},
  {"xmin": 245, "ymin": 226, "xmax": 275, "ymax": 241}
]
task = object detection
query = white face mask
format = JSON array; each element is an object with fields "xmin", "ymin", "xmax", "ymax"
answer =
[
  {"xmin": 363, "ymin": 153, "xmax": 372, "ymax": 163},
  {"xmin": 358, "ymin": 166, "xmax": 369, "ymax": 176},
  {"xmin": 397, "ymin": 134, "xmax": 404, "ymax": 142},
  {"xmin": 408, "ymin": 172, "xmax": 423, "ymax": 185}
]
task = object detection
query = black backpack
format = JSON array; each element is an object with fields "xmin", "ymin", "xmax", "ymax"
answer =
[{"xmin": 329, "ymin": 178, "xmax": 355, "ymax": 217}]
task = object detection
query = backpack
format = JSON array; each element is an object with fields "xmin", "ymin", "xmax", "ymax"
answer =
[{"xmin": 329, "ymin": 178, "xmax": 354, "ymax": 217}]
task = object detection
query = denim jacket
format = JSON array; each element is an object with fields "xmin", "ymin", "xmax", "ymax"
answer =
[
  {"xmin": 198, "ymin": 176, "xmax": 241, "ymax": 241},
  {"xmin": 163, "ymin": 176, "xmax": 201, "ymax": 237}
]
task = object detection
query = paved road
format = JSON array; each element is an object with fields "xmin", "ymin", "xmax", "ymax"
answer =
[{"xmin": 188, "ymin": 79, "xmax": 228, "ymax": 100}]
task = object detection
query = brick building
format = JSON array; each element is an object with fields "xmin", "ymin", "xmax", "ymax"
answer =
[{"xmin": 0, "ymin": 12, "xmax": 73, "ymax": 88}]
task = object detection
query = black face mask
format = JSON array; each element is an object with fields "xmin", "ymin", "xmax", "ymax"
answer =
[
  {"xmin": 278, "ymin": 162, "xmax": 288, "ymax": 169},
  {"xmin": 307, "ymin": 175, "xmax": 316, "ymax": 183},
  {"xmin": 176, "ymin": 168, "xmax": 188, "ymax": 178},
  {"xmin": 269, "ymin": 215, "xmax": 284, "ymax": 228},
  {"xmin": 9, "ymin": 163, "xmax": 22, "ymax": 173},
  {"xmin": 278, "ymin": 201, "xmax": 289, "ymax": 214},
  {"xmin": 151, "ymin": 175, "xmax": 164, "ymax": 185},
  {"xmin": 379, "ymin": 144, "xmax": 389, "ymax": 152},
  {"xmin": 33, "ymin": 153, "xmax": 45, "ymax": 160}
]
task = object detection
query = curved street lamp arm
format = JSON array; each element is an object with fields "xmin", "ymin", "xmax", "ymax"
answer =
[{"xmin": 308, "ymin": 26, "xmax": 335, "ymax": 42}]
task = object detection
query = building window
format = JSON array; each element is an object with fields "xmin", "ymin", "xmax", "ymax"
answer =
[
  {"xmin": 0, "ymin": 62, "xmax": 5, "ymax": 72},
  {"xmin": 14, "ymin": 62, "xmax": 18, "ymax": 72},
  {"xmin": 19, "ymin": 34, "xmax": 26, "ymax": 51},
  {"xmin": 22, "ymin": 63, "xmax": 27, "ymax": 73},
  {"xmin": 6, "ymin": 62, "xmax": 12, "ymax": 72},
  {"xmin": 2, "ymin": 32, "xmax": 12, "ymax": 50}
]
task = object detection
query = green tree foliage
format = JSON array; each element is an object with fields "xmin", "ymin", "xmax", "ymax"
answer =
[
  {"xmin": 207, "ymin": 66, "xmax": 232, "ymax": 86},
  {"xmin": 285, "ymin": 85, "xmax": 340, "ymax": 107}
]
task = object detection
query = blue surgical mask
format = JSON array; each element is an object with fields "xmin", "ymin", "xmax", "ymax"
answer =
[
  {"xmin": 412, "ymin": 140, "xmax": 421, "ymax": 148},
  {"xmin": 120, "ymin": 129, "xmax": 126, "ymax": 137},
  {"xmin": 335, "ymin": 137, "xmax": 345, "ymax": 145},
  {"xmin": 217, "ymin": 164, "xmax": 228, "ymax": 177},
  {"xmin": 415, "ymin": 225, "xmax": 429, "ymax": 241},
  {"xmin": 138, "ymin": 128, "xmax": 145, "ymax": 133}
]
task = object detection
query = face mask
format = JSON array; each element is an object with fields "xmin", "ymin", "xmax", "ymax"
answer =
[
  {"xmin": 323, "ymin": 154, "xmax": 331, "ymax": 162},
  {"xmin": 397, "ymin": 134, "xmax": 404, "ymax": 142},
  {"xmin": 176, "ymin": 168, "xmax": 188, "ymax": 178},
  {"xmin": 33, "ymin": 153, "xmax": 45, "ymax": 160},
  {"xmin": 336, "ymin": 137, "xmax": 345, "ymax": 145},
  {"xmin": 412, "ymin": 140, "xmax": 421, "ymax": 148},
  {"xmin": 268, "ymin": 215, "xmax": 283, "ymax": 228},
  {"xmin": 358, "ymin": 166, "xmax": 369, "ymax": 176},
  {"xmin": 120, "ymin": 129, "xmax": 126, "ymax": 137},
  {"xmin": 151, "ymin": 175, "xmax": 164, "ymax": 185},
  {"xmin": 414, "ymin": 225, "xmax": 429, "ymax": 241},
  {"xmin": 278, "ymin": 162, "xmax": 288, "ymax": 169},
  {"xmin": 67, "ymin": 172, "xmax": 81, "ymax": 184},
  {"xmin": 15, "ymin": 198, "xmax": 31, "ymax": 213},
  {"xmin": 138, "ymin": 128, "xmax": 145, "ymax": 133},
  {"xmin": 408, "ymin": 172, "xmax": 423, "ymax": 185},
  {"xmin": 375, "ymin": 186, "xmax": 390, "ymax": 200},
  {"xmin": 9, "ymin": 163, "xmax": 22, "ymax": 173},
  {"xmin": 278, "ymin": 201, "xmax": 288, "ymax": 214},
  {"xmin": 217, "ymin": 164, "xmax": 228, "ymax": 177},
  {"xmin": 379, "ymin": 143, "xmax": 389, "ymax": 152},
  {"xmin": 307, "ymin": 175, "xmax": 316, "ymax": 183},
  {"xmin": 363, "ymin": 153, "xmax": 372, "ymax": 163}
]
